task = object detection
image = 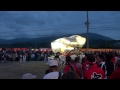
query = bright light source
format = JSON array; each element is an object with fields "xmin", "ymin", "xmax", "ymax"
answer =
[
  {"xmin": 31, "ymin": 49, "xmax": 34, "ymax": 50},
  {"xmin": 51, "ymin": 35, "xmax": 86, "ymax": 54}
]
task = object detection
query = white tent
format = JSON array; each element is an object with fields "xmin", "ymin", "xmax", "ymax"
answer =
[{"xmin": 51, "ymin": 35, "xmax": 86, "ymax": 54}]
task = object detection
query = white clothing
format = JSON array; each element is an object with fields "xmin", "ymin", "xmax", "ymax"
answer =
[
  {"xmin": 59, "ymin": 55, "xmax": 66, "ymax": 65},
  {"xmin": 22, "ymin": 73, "xmax": 36, "ymax": 79},
  {"xmin": 43, "ymin": 71, "xmax": 62, "ymax": 79},
  {"xmin": 48, "ymin": 60, "xmax": 58, "ymax": 66},
  {"xmin": 23, "ymin": 55, "xmax": 26, "ymax": 62},
  {"xmin": 20, "ymin": 55, "xmax": 23, "ymax": 62},
  {"xmin": 70, "ymin": 54, "xmax": 77, "ymax": 60}
]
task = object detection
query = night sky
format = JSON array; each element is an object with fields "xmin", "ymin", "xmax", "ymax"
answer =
[{"xmin": 0, "ymin": 11, "xmax": 120, "ymax": 40}]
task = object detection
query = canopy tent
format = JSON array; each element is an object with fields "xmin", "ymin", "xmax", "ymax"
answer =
[{"xmin": 51, "ymin": 35, "xmax": 86, "ymax": 54}]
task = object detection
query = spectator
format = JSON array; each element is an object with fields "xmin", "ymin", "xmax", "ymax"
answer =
[
  {"xmin": 74, "ymin": 57, "xmax": 83, "ymax": 78},
  {"xmin": 55, "ymin": 53, "xmax": 60, "ymax": 64},
  {"xmin": 96, "ymin": 54, "xmax": 107, "ymax": 78},
  {"xmin": 83, "ymin": 54, "xmax": 105, "ymax": 79},
  {"xmin": 108, "ymin": 58, "xmax": 120, "ymax": 79},
  {"xmin": 63, "ymin": 56, "xmax": 81, "ymax": 77},
  {"xmin": 82, "ymin": 55, "xmax": 89, "ymax": 73},
  {"xmin": 61, "ymin": 71, "xmax": 80, "ymax": 79},
  {"xmin": 59, "ymin": 53, "xmax": 66, "ymax": 66},
  {"xmin": 19, "ymin": 53, "xmax": 23, "ymax": 62},
  {"xmin": 23, "ymin": 54, "xmax": 26, "ymax": 62},
  {"xmin": 43, "ymin": 60, "xmax": 62, "ymax": 79},
  {"xmin": 105, "ymin": 54, "xmax": 114, "ymax": 77},
  {"xmin": 45, "ymin": 57, "xmax": 54, "ymax": 74},
  {"xmin": 40, "ymin": 52, "xmax": 44, "ymax": 61}
]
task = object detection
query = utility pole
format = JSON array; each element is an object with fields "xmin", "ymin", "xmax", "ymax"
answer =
[{"xmin": 85, "ymin": 11, "xmax": 89, "ymax": 53}]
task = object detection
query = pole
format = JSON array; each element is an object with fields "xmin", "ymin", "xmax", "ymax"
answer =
[{"xmin": 85, "ymin": 11, "xmax": 89, "ymax": 53}]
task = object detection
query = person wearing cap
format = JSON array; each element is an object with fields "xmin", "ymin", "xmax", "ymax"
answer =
[
  {"xmin": 83, "ymin": 54, "xmax": 105, "ymax": 79},
  {"xmin": 108, "ymin": 58, "xmax": 120, "ymax": 79},
  {"xmin": 43, "ymin": 60, "xmax": 62, "ymax": 79},
  {"xmin": 46, "ymin": 56, "xmax": 54, "ymax": 65}
]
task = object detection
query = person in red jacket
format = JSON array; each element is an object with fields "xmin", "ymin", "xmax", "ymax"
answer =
[
  {"xmin": 110, "ymin": 54, "xmax": 116, "ymax": 64},
  {"xmin": 63, "ymin": 56, "xmax": 81, "ymax": 78},
  {"xmin": 108, "ymin": 58, "xmax": 120, "ymax": 79},
  {"xmin": 82, "ymin": 60, "xmax": 89, "ymax": 73},
  {"xmin": 82, "ymin": 54, "xmax": 88, "ymax": 73},
  {"xmin": 83, "ymin": 54, "xmax": 105, "ymax": 79}
]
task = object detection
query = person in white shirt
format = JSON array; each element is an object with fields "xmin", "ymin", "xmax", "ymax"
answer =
[
  {"xmin": 70, "ymin": 53, "xmax": 77, "ymax": 63},
  {"xmin": 43, "ymin": 60, "xmax": 62, "ymax": 79},
  {"xmin": 23, "ymin": 54, "xmax": 26, "ymax": 62},
  {"xmin": 59, "ymin": 53, "xmax": 66, "ymax": 66},
  {"xmin": 20, "ymin": 54, "xmax": 23, "ymax": 62}
]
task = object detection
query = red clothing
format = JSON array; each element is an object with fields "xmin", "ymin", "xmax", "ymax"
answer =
[
  {"xmin": 66, "ymin": 53, "xmax": 71, "ymax": 56},
  {"xmin": 111, "ymin": 57, "xmax": 116, "ymax": 64},
  {"xmin": 83, "ymin": 64, "xmax": 105, "ymax": 79},
  {"xmin": 108, "ymin": 67, "xmax": 120, "ymax": 79},
  {"xmin": 82, "ymin": 61, "xmax": 89, "ymax": 73},
  {"xmin": 63, "ymin": 63, "xmax": 80, "ymax": 76}
]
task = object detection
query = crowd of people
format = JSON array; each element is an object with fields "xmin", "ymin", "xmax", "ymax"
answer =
[
  {"xmin": 0, "ymin": 48, "xmax": 120, "ymax": 79},
  {"xmin": 0, "ymin": 49, "xmax": 53, "ymax": 63},
  {"xmin": 43, "ymin": 51, "xmax": 120, "ymax": 79}
]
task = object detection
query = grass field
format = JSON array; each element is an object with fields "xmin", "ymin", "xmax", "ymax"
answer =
[{"xmin": 0, "ymin": 61, "xmax": 64, "ymax": 79}]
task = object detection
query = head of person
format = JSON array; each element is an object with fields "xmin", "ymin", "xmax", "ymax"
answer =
[
  {"xmin": 74, "ymin": 57, "xmax": 80, "ymax": 63},
  {"xmin": 115, "ymin": 58, "xmax": 120, "ymax": 68},
  {"xmin": 105, "ymin": 54, "xmax": 114, "ymax": 61},
  {"xmin": 105, "ymin": 54, "xmax": 110, "ymax": 61},
  {"xmin": 87, "ymin": 54, "xmax": 96, "ymax": 65},
  {"xmin": 61, "ymin": 71, "xmax": 80, "ymax": 79},
  {"xmin": 85, "ymin": 53, "xmax": 88, "ymax": 57},
  {"xmin": 21, "ymin": 73, "xmax": 36, "ymax": 79},
  {"xmin": 48, "ymin": 60, "xmax": 58, "ymax": 71},
  {"xmin": 81, "ymin": 57, "xmax": 87, "ymax": 64},
  {"xmin": 66, "ymin": 56, "xmax": 72, "ymax": 63},
  {"xmin": 96, "ymin": 54, "xmax": 105, "ymax": 64}
]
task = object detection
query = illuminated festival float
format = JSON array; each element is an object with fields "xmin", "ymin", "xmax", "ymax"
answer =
[{"xmin": 51, "ymin": 35, "xmax": 86, "ymax": 55}]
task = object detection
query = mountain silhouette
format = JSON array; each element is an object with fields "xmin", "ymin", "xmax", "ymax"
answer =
[
  {"xmin": 0, "ymin": 32, "xmax": 115, "ymax": 48},
  {"xmin": 0, "ymin": 32, "xmax": 114, "ymax": 44}
]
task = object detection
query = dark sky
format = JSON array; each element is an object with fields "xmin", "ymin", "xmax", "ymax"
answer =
[{"xmin": 0, "ymin": 11, "xmax": 120, "ymax": 40}]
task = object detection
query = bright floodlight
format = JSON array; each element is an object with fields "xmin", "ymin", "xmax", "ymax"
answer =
[{"xmin": 51, "ymin": 35, "xmax": 86, "ymax": 53}]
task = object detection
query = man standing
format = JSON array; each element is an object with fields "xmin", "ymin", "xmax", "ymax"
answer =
[
  {"xmin": 108, "ymin": 58, "xmax": 120, "ymax": 79},
  {"xmin": 83, "ymin": 54, "xmax": 105, "ymax": 79},
  {"xmin": 96, "ymin": 54, "xmax": 107, "ymax": 78},
  {"xmin": 43, "ymin": 60, "xmax": 62, "ymax": 79},
  {"xmin": 63, "ymin": 56, "xmax": 81, "ymax": 77}
]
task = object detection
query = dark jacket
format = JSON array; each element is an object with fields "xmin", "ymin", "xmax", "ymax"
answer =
[{"xmin": 105, "ymin": 61, "xmax": 114, "ymax": 76}]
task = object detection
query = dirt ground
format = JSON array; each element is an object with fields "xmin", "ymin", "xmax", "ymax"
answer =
[{"xmin": 0, "ymin": 61, "xmax": 64, "ymax": 79}]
